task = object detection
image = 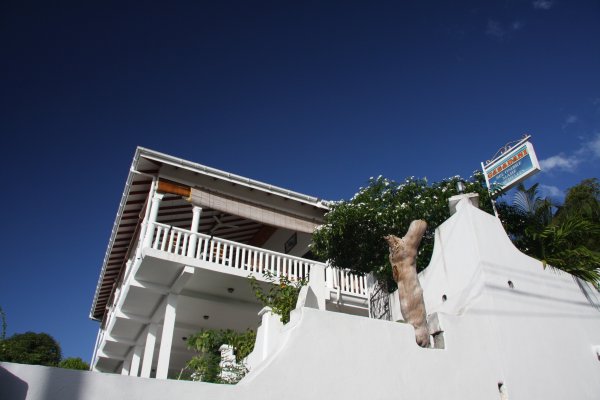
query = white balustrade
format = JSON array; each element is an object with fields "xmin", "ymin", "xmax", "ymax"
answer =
[
  {"xmin": 145, "ymin": 222, "xmax": 368, "ymax": 297},
  {"xmin": 326, "ymin": 266, "xmax": 368, "ymax": 297},
  {"xmin": 146, "ymin": 222, "xmax": 314, "ymax": 282}
]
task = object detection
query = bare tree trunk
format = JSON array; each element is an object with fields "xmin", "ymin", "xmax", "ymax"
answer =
[{"xmin": 385, "ymin": 220, "xmax": 430, "ymax": 347}]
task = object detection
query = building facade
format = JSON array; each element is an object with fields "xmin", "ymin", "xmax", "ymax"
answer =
[{"xmin": 90, "ymin": 148, "xmax": 368, "ymax": 378}]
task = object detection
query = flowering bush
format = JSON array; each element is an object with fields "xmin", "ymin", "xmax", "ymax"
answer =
[
  {"xmin": 249, "ymin": 271, "xmax": 306, "ymax": 324},
  {"xmin": 311, "ymin": 172, "xmax": 494, "ymax": 290},
  {"xmin": 182, "ymin": 328, "xmax": 256, "ymax": 383}
]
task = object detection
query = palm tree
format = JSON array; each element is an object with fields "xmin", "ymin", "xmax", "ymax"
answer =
[{"xmin": 509, "ymin": 183, "xmax": 600, "ymax": 285}]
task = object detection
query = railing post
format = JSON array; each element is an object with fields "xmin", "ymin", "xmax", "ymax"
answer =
[
  {"xmin": 187, "ymin": 206, "xmax": 202, "ymax": 257},
  {"xmin": 142, "ymin": 192, "xmax": 164, "ymax": 249},
  {"xmin": 325, "ymin": 266, "xmax": 334, "ymax": 289}
]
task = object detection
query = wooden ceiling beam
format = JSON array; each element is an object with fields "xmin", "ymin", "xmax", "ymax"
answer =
[
  {"xmin": 248, "ymin": 225, "xmax": 277, "ymax": 247},
  {"xmin": 157, "ymin": 179, "xmax": 191, "ymax": 198}
]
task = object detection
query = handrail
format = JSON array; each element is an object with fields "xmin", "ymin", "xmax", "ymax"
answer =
[
  {"xmin": 326, "ymin": 266, "xmax": 368, "ymax": 297},
  {"xmin": 145, "ymin": 221, "xmax": 367, "ymax": 296},
  {"xmin": 146, "ymin": 222, "xmax": 320, "ymax": 281}
]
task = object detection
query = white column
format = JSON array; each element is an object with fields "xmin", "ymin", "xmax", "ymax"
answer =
[
  {"xmin": 156, "ymin": 294, "xmax": 178, "ymax": 379},
  {"xmin": 187, "ymin": 206, "xmax": 202, "ymax": 257},
  {"xmin": 307, "ymin": 263, "xmax": 327, "ymax": 310},
  {"xmin": 141, "ymin": 323, "xmax": 158, "ymax": 378},
  {"xmin": 142, "ymin": 193, "xmax": 165, "ymax": 249},
  {"xmin": 121, "ymin": 351, "xmax": 132, "ymax": 375},
  {"xmin": 129, "ymin": 345, "xmax": 143, "ymax": 377},
  {"xmin": 257, "ymin": 307, "xmax": 284, "ymax": 362}
]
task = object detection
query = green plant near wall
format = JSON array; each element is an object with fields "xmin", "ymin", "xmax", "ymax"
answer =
[
  {"xmin": 181, "ymin": 328, "xmax": 256, "ymax": 384},
  {"xmin": 58, "ymin": 357, "xmax": 90, "ymax": 370},
  {"xmin": 249, "ymin": 271, "xmax": 307, "ymax": 324},
  {"xmin": 181, "ymin": 272, "xmax": 306, "ymax": 383},
  {"xmin": 311, "ymin": 173, "xmax": 495, "ymax": 291}
]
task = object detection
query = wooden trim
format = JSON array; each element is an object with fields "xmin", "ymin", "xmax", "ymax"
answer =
[{"xmin": 157, "ymin": 179, "xmax": 191, "ymax": 198}]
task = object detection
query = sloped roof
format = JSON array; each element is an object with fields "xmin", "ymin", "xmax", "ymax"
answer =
[{"xmin": 90, "ymin": 147, "xmax": 329, "ymax": 321}]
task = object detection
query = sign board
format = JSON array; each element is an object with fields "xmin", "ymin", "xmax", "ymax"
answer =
[{"xmin": 482, "ymin": 140, "xmax": 540, "ymax": 196}]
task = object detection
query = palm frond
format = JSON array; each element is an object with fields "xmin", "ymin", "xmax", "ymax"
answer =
[{"xmin": 513, "ymin": 183, "xmax": 541, "ymax": 215}]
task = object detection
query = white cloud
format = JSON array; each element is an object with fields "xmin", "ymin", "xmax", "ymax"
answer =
[
  {"xmin": 540, "ymin": 154, "xmax": 580, "ymax": 172},
  {"xmin": 486, "ymin": 20, "xmax": 505, "ymax": 39},
  {"xmin": 540, "ymin": 133, "xmax": 600, "ymax": 172},
  {"xmin": 538, "ymin": 184, "xmax": 565, "ymax": 199},
  {"xmin": 565, "ymin": 115, "xmax": 578, "ymax": 124},
  {"xmin": 485, "ymin": 20, "xmax": 523, "ymax": 40},
  {"xmin": 561, "ymin": 114, "xmax": 578, "ymax": 129},
  {"xmin": 533, "ymin": 0, "xmax": 554, "ymax": 10},
  {"xmin": 589, "ymin": 133, "xmax": 600, "ymax": 157}
]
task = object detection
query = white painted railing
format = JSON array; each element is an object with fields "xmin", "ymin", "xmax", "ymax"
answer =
[
  {"xmin": 146, "ymin": 222, "xmax": 368, "ymax": 297},
  {"xmin": 148, "ymin": 222, "xmax": 315, "ymax": 281},
  {"xmin": 326, "ymin": 267, "xmax": 368, "ymax": 297}
]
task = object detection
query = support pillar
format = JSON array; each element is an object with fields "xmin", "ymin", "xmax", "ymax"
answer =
[
  {"xmin": 129, "ymin": 345, "xmax": 143, "ymax": 377},
  {"xmin": 187, "ymin": 206, "xmax": 202, "ymax": 257},
  {"xmin": 140, "ymin": 323, "xmax": 158, "ymax": 378},
  {"xmin": 156, "ymin": 294, "xmax": 178, "ymax": 379},
  {"xmin": 121, "ymin": 352, "xmax": 132, "ymax": 375},
  {"xmin": 142, "ymin": 193, "xmax": 165, "ymax": 249}
]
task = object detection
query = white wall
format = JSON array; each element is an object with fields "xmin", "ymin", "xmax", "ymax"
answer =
[{"xmin": 5, "ymin": 197, "xmax": 600, "ymax": 400}]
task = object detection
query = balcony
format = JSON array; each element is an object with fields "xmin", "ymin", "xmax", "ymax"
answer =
[{"xmin": 94, "ymin": 220, "xmax": 368, "ymax": 376}]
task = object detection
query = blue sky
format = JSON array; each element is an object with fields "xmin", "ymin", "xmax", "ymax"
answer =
[{"xmin": 0, "ymin": 1, "xmax": 598, "ymax": 361}]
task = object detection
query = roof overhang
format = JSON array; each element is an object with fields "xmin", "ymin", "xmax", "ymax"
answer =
[{"xmin": 90, "ymin": 147, "xmax": 330, "ymax": 321}]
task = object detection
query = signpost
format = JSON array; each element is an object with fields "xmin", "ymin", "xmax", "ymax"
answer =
[{"xmin": 481, "ymin": 135, "xmax": 541, "ymax": 197}]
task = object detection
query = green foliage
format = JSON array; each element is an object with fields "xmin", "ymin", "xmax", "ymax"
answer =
[
  {"xmin": 249, "ymin": 271, "xmax": 307, "ymax": 324},
  {"xmin": 311, "ymin": 173, "xmax": 494, "ymax": 289},
  {"xmin": 555, "ymin": 178, "xmax": 600, "ymax": 224},
  {"xmin": 536, "ymin": 218, "xmax": 600, "ymax": 283},
  {"xmin": 500, "ymin": 180, "xmax": 600, "ymax": 285},
  {"xmin": 58, "ymin": 357, "xmax": 90, "ymax": 371},
  {"xmin": 0, "ymin": 332, "xmax": 62, "ymax": 366},
  {"xmin": 553, "ymin": 178, "xmax": 600, "ymax": 252},
  {"xmin": 182, "ymin": 328, "xmax": 256, "ymax": 384}
]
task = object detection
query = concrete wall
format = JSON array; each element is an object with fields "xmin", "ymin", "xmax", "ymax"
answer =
[
  {"xmin": 5, "ymin": 197, "xmax": 600, "ymax": 400},
  {"xmin": 0, "ymin": 362, "xmax": 233, "ymax": 400}
]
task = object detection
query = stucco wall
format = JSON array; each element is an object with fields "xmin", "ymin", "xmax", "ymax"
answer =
[{"xmin": 5, "ymin": 198, "xmax": 600, "ymax": 400}]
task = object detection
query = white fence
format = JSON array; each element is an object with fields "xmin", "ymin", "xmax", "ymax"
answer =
[
  {"xmin": 147, "ymin": 222, "xmax": 368, "ymax": 297},
  {"xmin": 326, "ymin": 267, "xmax": 368, "ymax": 297}
]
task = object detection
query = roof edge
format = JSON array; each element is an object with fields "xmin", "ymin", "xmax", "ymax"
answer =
[
  {"xmin": 137, "ymin": 147, "xmax": 330, "ymax": 210},
  {"xmin": 89, "ymin": 147, "xmax": 146, "ymax": 321}
]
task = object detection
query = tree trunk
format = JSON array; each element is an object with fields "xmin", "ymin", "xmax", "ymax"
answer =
[{"xmin": 385, "ymin": 220, "xmax": 430, "ymax": 347}]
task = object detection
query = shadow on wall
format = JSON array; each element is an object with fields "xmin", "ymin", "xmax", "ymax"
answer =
[
  {"xmin": 574, "ymin": 276, "xmax": 600, "ymax": 313},
  {"xmin": 0, "ymin": 363, "xmax": 92, "ymax": 400},
  {"xmin": 0, "ymin": 365, "xmax": 28, "ymax": 400}
]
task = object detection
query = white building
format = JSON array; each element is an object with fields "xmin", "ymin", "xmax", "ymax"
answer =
[
  {"xmin": 3, "ymin": 147, "xmax": 599, "ymax": 400},
  {"xmin": 89, "ymin": 147, "xmax": 368, "ymax": 378}
]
